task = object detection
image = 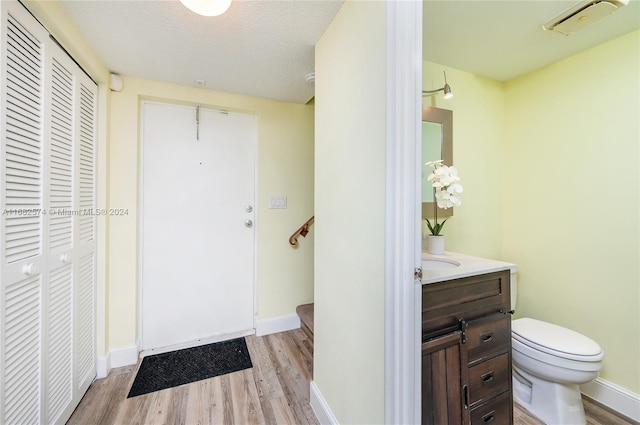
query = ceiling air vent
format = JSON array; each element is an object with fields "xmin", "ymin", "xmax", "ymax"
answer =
[{"xmin": 543, "ymin": 0, "xmax": 629, "ymax": 36}]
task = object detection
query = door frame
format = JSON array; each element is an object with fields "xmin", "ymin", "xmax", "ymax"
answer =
[
  {"xmin": 136, "ymin": 99, "xmax": 258, "ymax": 355},
  {"xmin": 383, "ymin": 1, "xmax": 422, "ymax": 424}
]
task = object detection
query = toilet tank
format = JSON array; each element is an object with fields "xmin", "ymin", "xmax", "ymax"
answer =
[{"xmin": 510, "ymin": 269, "xmax": 518, "ymax": 312}]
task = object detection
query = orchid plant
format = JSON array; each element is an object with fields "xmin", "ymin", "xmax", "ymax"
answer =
[{"xmin": 425, "ymin": 160, "xmax": 463, "ymax": 235}]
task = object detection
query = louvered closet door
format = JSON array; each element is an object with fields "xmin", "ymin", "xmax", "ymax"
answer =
[
  {"xmin": 44, "ymin": 50, "xmax": 75, "ymax": 425},
  {"xmin": 0, "ymin": 4, "xmax": 49, "ymax": 424},
  {"xmin": 72, "ymin": 69, "xmax": 98, "ymax": 406},
  {"xmin": 43, "ymin": 48, "xmax": 98, "ymax": 425},
  {"xmin": 0, "ymin": 1, "xmax": 98, "ymax": 424}
]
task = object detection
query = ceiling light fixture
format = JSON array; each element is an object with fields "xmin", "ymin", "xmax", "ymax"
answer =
[
  {"xmin": 179, "ymin": 0, "xmax": 232, "ymax": 17},
  {"xmin": 423, "ymin": 71, "xmax": 453, "ymax": 99}
]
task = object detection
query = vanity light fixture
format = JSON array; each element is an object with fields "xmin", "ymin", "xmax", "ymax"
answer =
[
  {"xmin": 179, "ymin": 0, "xmax": 232, "ymax": 17},
  {"xmin": 423, "ymin": 71, "xmax": 453, "ymax": 99}
]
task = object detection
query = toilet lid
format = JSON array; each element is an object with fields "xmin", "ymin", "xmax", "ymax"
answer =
[{"xmin": 512, "ymin": 318, "xmax": 603, "ymax": 361}]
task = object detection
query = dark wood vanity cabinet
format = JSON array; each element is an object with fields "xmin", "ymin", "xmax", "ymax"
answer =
[{"xmin": 422, "ymin": 270, "xmax": 513, "ymax": 425}]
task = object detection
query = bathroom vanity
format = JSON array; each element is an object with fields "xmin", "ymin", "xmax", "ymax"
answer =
[{"xmin": 421, "ymin": 252, "xmax": 515, "ymax": 425}]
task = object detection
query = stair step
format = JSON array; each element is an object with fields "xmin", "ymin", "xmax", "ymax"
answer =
[{"xmin": 296, "ymin": 303, "xmax": 314, "ymax": 335}]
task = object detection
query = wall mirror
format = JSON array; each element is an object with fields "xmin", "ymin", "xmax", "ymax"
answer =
[{"xmin": 422, "ymin": 105, "xmax": 453, "ymax": 218}]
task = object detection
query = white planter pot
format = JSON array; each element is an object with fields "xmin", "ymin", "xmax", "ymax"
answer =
[{"xmin": 426, "ymin": 235, "xmax": 445, "ymax": 255}]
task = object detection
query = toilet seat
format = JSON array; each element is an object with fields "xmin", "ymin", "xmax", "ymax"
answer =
[{"xmin": 512, "ymin": 318, "xmax": 603, "ymax": 362}]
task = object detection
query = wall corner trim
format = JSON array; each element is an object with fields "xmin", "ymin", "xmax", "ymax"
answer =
[
  {"xmin": 581, "ymin": 378, "xmax": 640, "ymax": 422},
  {"xmin": 255, "ymin": 313, "xmax": 300, "ymax": 336},
  {"xmin": 96, "ymin": 352, "xmax": 111, "ymax": 379},
  {"xmin": 310, "ymin": 380, "xmax": 339, "ymax": 425}
]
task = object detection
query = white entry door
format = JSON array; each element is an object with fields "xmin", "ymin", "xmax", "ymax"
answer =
[{"xmin": 141, "ymin": 101, "xmax": 256, "ymax": 351}]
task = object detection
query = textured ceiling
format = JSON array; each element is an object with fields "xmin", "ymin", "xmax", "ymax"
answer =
[
  {"xmin": 423, "ymin": 0, "xmax": 640, "ymax": 82},
  {"xmin": 61, "ymin": 0, "xmax": 639, "ymax": 104},
  {"xmin": 61, "ymin": 0, "xmax": 344, "ymax": 104}
]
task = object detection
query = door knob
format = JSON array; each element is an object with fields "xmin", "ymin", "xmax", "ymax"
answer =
[
  {"xmin": 245, "ymin": 205, "xmax": 253, "ymax": 213},
  {"xmin": 22, "ymin": 263, "xmax": 37, "ymax": 276},
  {"xmin": 244, "ymin": 220, "xmax": 253, "ymax": 228}
]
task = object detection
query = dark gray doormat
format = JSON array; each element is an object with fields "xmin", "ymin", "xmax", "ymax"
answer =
[{"xmin": 127, "ymin": 337, "xmax": 252, "ymax": 398}]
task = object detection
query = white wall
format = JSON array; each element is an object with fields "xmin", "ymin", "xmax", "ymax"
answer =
[{"xmin": 314, "ymin": 2, "xmax": 387, "ymax": 423}]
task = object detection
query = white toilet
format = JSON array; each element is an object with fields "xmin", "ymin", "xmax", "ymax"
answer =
[{"xmin": 510, "ymin": 273, "xmax": 604, "ymax": 425}]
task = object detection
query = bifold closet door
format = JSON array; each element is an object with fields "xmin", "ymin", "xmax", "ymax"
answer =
[
  {"xmin": 0, "ymin": 1, "xmax": 97, "ymax": 424},
  {"xmin": 141, "ymin": 102, "xmax": 256, "ymax": 351}
]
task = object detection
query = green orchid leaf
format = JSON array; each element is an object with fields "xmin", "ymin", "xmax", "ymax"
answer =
[
  {"xmin": 434, "ymin": 219, "xmax": 448, "ymax": 235},
  {"xmin": 425, "ymin": 218, "xmax": 435, "ymax": 234}
]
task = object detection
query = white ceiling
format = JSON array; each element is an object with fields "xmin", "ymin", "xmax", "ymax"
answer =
[
  {"xmin": 423, "ymin": 0, "xmax": 640, "ymax": 82},
  {"xmin": 60, "ymin": 0, "xmax": 639, "ymax": 104},
  {"xmin": 60, "ymin": 0, "xmax": 344, "ymax": 104}
]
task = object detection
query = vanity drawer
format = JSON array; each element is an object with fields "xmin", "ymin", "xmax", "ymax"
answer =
[
  {"xmin": 468, "ymin": 353, "xmax": 510, "ymax": 405},
  {"xmin": 466, "ymin": 314, "xmax": 510, "ymax": 365},
  {"xmin": 470, "ymin": 390, "xmax": 512, "ymax": 425},
  {"xmin": 422, "ymin": 270, "xmax": 510, "ymax": 339}
]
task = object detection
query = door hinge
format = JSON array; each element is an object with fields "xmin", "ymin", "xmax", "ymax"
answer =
[
  {"xmin": 459, "ymin": 319, "xmax": 468, "ymax": 344},
  {"xmin": 414, "ymin": 267, "xmax": 423, "ymax": 281}
]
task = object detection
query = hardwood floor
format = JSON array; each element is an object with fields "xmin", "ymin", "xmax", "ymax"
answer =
[
  {"xmin": 67, "ymin": 330, "xmax": 317, "ymax": 425},
  {"xmin": 68, "ymin": 328, "xmax": 634, "ymax": 425},
  {"xmin": 514, "ymin": 397, "xmax": 636, "ymax": 425}
]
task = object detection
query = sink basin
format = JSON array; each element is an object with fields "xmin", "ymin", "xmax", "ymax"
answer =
[{"xmin": 422, "ymin": 258, "xmax": 461, "ymax": 270}]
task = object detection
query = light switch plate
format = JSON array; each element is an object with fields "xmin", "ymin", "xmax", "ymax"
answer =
[{"xmin": 269, "ymin": 196, "xmax": 287, "ymax": 209}]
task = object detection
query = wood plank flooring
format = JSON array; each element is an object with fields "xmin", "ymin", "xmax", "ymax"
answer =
[
  {"xmin": 68, "ymin": 328, "xmax": 634, "ymax": 425},
  {"xmin": 67, "ymin": 329, "xmax": 317, "ymax": 425}
]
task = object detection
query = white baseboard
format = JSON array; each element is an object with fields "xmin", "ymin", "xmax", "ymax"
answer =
[
  {"xmin": 581, "ymin": 377, "xmax": 640, "ymax": 422},
  {"xmin": 111, "ymin": 343, "xmax": 139, "ymax": 368},
  {"xmin": 96, "ymin": 343, "xmax": 139, "ymax": 379},
  {"xmin": 255, "ymin": 313, "xmax": 300, "ymax": 336},
  {"xmin": 310, "ymin": 380, "xmax": 339, "ymax": 425}
]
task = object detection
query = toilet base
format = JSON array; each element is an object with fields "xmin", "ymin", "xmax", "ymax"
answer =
[{"xmin": 513, "ymin": 365, "xmax": 586, "ymax": 425}]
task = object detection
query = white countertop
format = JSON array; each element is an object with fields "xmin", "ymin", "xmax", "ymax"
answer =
[{"xmin": 420, "ymin": 251, "xmax": 517, "ymax": 285}]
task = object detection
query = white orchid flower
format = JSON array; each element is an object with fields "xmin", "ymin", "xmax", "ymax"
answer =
[
  {"xmin": 425, "ymin": 161, "xmax": 463, "ymax": 232},
  {"xmin": 447, "ymin": 183, "xmax": 463, "ymax": 194},
  {"xmin": 435, "ymin": 190, "xmax": 455, "ymax": 209}
]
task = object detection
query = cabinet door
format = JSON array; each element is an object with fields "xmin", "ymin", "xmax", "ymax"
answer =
[{"xmin": 422, "ymin": 331, "xmax": 468, "ymax": 425}]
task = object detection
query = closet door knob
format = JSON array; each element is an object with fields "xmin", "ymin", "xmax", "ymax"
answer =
[
  {"xmin": 22, "ymin": 263, "xmax": 37, "ymax": 276},
  {"xmin": 244, "ymin": 220, "xmax": 253, "ymax": 228}
]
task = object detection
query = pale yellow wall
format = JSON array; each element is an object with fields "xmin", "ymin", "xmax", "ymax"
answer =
[
  {"xmin": 28, "ymin": 0, "xmax": 315, "ymax": 358},
  {"xmin": 108, "ymin": 77, "xmax": 315, "ymax": 348},
  {"xmin": 426, "ymin": 31, "xmax": 640, "ymax": 395},
  {"xmin": 503, "ymin": 31, "xmax": 640, "ymax": 393},
  {"xmin": 422, "ymin": 62, "xmax": 505, "ymax": 259},
  {"xmin": 22, "ymin": 0, "xmax": 111, "ymax": 357},
  {"xmin": 314, "ymin": 1, "xmax": 386, "ymax": 423}
]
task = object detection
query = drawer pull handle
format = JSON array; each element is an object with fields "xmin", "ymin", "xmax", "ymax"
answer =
[
  {"xmin": 481, "ymin": 371, "xmax": 494, "ymax": 383},
  {"xmin": 481, "ymin": 332, "xmax": 493, "ymax": 343},
  {"xmin": 463, "ymin": 384, "xmax": 469, "ymax": 409},
  {"xmin": 482, "ymin": 411, "xmax": 496, "ymax": 423}
]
